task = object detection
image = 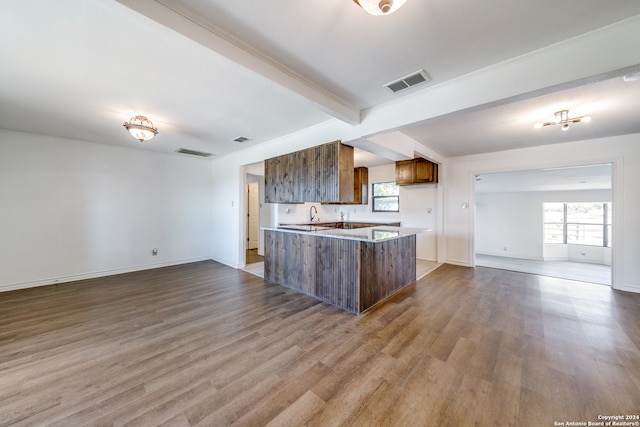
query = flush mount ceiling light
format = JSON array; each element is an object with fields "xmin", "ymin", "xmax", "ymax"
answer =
[
  {"xmin": 534, "ymin": 110, "xmax": 591, "ymax": 132},
  {"xmin": 123, "ymin": 115, "xmax": 158, "ymax": 142},
  {"xmin": 623, "ymin": 71, "xmax": 640, "ymax": 82},
  {"xmin": 353, "ymin": 0, "xmax": 408, "ymax": 15}
]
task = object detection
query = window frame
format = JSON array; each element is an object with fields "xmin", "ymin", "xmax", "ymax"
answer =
[
  {"xmin": 543, "ymin": 202, "xmax": 612, "ymax": 247},
  {"xmin": 371, "ymin": 181, "xmax": 400, "ymax": 213}
]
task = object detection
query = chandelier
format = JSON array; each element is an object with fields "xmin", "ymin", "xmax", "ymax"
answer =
[
  {"xmin": 123, "ymin": 115, "xmax": 158, "ymax": 142},
  {"xmin": 353, "ymin": 0, "xmax": 408, "ymax": 15},
  {"xmin": 534, "ymin": 110, "xmax": 591, "ymax": 131}
]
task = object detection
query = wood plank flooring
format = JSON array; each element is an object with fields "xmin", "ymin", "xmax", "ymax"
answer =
[
  {"xmin": 245, "ymin": 249, "xmax": 264, "ymax": 265},
  {"xmin": 1, "ymin": 261, "xmax": 639, "ymax": 426}
]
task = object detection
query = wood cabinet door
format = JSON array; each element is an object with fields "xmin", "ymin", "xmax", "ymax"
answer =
[
  {"xmin": 264, "ymin": 157, "xmax": 278, "ymax": 203},
  {"xmin": 264, "ymin": 140, "xmax": 354, "ymax": 203},
  {"xmin": 414, "ymin": 158, "xmax": 437, "ymax": 183},
  {"xmin": 395, "ymin": 158, "xmax": 438, "ymax": 185},
  {"xmin": 395, "ymin": 159, "xmax": 415, "ymax": 185},
  {"xmin": 354, "ymin": 167, "xmax": 368, "ymax": 205}
]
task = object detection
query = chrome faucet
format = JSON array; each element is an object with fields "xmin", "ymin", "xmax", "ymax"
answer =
[{"xmin": 310, "ymin": 205, "xmax": 318, "ymax": 222}]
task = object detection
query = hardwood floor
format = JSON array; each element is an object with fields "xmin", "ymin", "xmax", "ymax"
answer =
[
  {"xmin": 1, "ymin": 261, "xmax": 639, "ymax": 426},
  {"xmin": 245, "ymin": 249, "xmax": 264, "ymax": 265}
]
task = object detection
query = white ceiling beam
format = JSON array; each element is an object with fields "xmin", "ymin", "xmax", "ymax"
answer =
[{"xmin": 115, "ymin": 0, "xmax": 361, "ymax": 125}]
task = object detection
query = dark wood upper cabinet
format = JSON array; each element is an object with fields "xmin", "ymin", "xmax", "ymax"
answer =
[
  {"xmin": 395, "ymin": 158, "xmax": 438, "ymax": 186},
  {"xmin": 265, "ymin": 141, "xmax": 354, "ymax": 203},
  {"xmin": 354, "ymin": 166, "xmax": 368, "ymax": 205}
]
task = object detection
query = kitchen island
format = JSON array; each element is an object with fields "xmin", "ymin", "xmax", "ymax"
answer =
[{"xmin": 263, "ymin": 226, "xmax": 427, "ymax": 314}]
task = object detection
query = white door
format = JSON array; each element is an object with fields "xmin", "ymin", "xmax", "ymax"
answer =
[{"xmin": 248, "ymin": 182, "xmax": 260, "ymax": 250}]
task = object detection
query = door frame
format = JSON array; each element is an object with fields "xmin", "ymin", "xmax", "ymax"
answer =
[{"xmin": 469, "ymin": 157, "xmax": 623, "ymax": 290}]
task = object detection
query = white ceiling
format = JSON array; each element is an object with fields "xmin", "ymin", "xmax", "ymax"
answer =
[
  {"xmin": 1, "ymin": 0, "xmax": 639, "ymax": 161},
  {"xmin": 475, "ymin": 164, "xmax": 612, "ymax": 194},
  {"xmin": 402, "ymin": 74, "xmax": 640, "ymax": 157}
]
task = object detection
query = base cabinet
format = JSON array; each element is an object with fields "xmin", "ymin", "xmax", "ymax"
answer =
[{"xmin": 265, "ymin": 230, "xmax": 416, "ymax": 313}]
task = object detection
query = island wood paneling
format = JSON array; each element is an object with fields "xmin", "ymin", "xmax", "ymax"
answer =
[
  {"xmin": 265, "ymin": 230, "xmax": 415, "ymax": 313},
  {"xmin": 315, "ymin": 236, "xmax": 359, "ymax": 312},
  {"xmin": 359, "ymin": 235, "xmax": 416, "ymax": 311},
  {"xmin": 265, "ymin": 230, "xmax": 359, "ymax": 312}
]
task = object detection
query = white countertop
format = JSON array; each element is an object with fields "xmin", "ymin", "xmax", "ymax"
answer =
[{"xmin": 263, "ymin": 226, "xmax": 429, "ymax": 242}]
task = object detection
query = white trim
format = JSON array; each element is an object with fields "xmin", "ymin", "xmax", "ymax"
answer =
[
  {"xmin": 621, "ymin": 283, "xmax": 640, "ymax": 293},
  {"xmin": 611, "ymin": 156, "xmax": 624, "ymax": 291},
  {"xmin": 445, "ymin": 259, "xmax": 473, "ymax": 267},
  {"xmin": 0, "ymin": 256, "xmax": 213, "ymax": 293}
]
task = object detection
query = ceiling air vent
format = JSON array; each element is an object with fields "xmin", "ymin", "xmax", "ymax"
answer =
[
  {"xmin": 384, "ymin": 69, "xmax": 431, "ymax": 93},
  {"xmin": 176, "ymin": 148, "xmax": 213, "ymax": 157},
  {"xmin": 233, "ymin": 136, "xmax": 251, "ymax": 143}
]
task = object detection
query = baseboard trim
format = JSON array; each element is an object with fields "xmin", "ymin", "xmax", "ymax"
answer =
[
  {"xmin": 621, "ymin": 283, "xmax": 640, "ymax": 294},
  {"xmin": 0, "ymin": 256, "xmax": 213, "ymax": 293},
  {"xmin": 210, "ymin": 254, "xmax": 243, "ymax": 269},
  {"xmin": 445, "ymin": 259, "xmax": 472, "ymax": 267}
]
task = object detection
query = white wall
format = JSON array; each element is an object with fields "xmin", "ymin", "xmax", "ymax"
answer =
[
  {"xmin": 445, "ymin": 133, "xmax": 640, "ymax": 292},
  {"xmin": 0, "ymin": 129, "xmax": 213, "ymax": 292},
  {"xmin": 476, "ymin": 189, "xmax": 612, "ymax": 261}
]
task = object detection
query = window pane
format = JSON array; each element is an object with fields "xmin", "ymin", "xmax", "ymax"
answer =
[
  {"xmin": 543, "ymin": 203, "xmax": 564, "ymax": 222},
  {"xmin": 373, "ymin": 196, "xmax": 399, "ymax": 212},
  {"xmin": 567, "ymin": 223, "xmax": 603, "ymax": 246},
  {"xmin": 544, "ymin": 224, "xmax": 564, "ymax": 243},
  {"xmin": 543, "ymin": 202, "xmax": 610, "ymax": 246},
  {"xmin": 566, "ymin": 202, "xmax": 603, "ymax": 224},
  {"xmin": 373, "ymin": 182, "xmax": 399, "ymax": 196},
  {"xmin": 543, "ymin": 203, "xmax": 564, "ymax": 243}
]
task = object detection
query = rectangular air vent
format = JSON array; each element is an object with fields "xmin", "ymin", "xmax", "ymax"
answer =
[
  {"xmin": 233, "ymin": 136, "xmax": 251, "ymax": 143},
  {"xmin": 176, "ymin": 148, "xmax": 213, "ymax": 157},
  {"xmin": 384, "ymin": 69, "xmax": 430, "ymax": 93}
]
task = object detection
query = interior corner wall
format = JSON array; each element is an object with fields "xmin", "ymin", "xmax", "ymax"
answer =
[
  {"xmin": 476, "ymin": 189, "xmax": 612, "ymax": 260},
  {"xmin": 444, "ymin": 133, "xmax": 640, "ymax": 293},
  {"xmin": 0, "ymin": 129, "xmax": 213, "ymax": 292}
]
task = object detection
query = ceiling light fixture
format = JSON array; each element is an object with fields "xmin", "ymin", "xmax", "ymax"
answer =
[
  {"xmin": 534, "ymin": 110, "xmax": 591, "ymax": 132},
  {"xmin": 123, "ymin": 115, "xmax": 158, "ymax": 142},
  {"xmin": 623, "ymin": 71, "xmax": 640, "ymax": 82},
  {"xmin": 353, "ymin": 0, "xmax": 408, "ymax": 15}
]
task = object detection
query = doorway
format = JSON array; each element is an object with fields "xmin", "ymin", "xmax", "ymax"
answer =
[
  {"xmin": 245, "ymin": 178, "xmax": 263, "ymax": 267},
  {"xmin": 474, "ymin": 164, "xmax": 613, "ymax": 286},
  {"xmin": 247, "ymin": 181, "xmax": 259, "ymax": 251},
  {"xmin": 242, "ymin": 166, "xmax": 270, "ymax": 277}
]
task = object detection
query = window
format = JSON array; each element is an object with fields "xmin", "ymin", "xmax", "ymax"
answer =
[
  {"xmin": 372, "ymin": 181, "xmax": 399, "ymax": 212},
  {"xmin": 543, "ymin": 202, "xmax": 612, "ymax": 247}
]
